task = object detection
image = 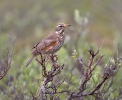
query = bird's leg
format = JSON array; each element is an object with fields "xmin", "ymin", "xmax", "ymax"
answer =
[{"xmin": 48, "ymin": 54, "xmax": 58, "ymax": 71}]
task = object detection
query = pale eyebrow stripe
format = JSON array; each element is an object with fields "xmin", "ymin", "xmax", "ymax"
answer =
[
  {"xmin": 57, "ymin": 24, "xmax": 64, "ymax": 27},
  {"xmin": 57, "ymin": 25, "xmax": 61, "ymax": 27}
]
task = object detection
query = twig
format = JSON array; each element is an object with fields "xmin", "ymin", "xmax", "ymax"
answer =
[
  {"xmin": 35, "ymin": 54, "xmax": 66, "ymax": 100},
  {"xmin": 66, "ymin": 43, "xmax": 119, "ymax": 100},
  {"xmin": 0, "ymin": 34, "xmax": 16, "ymax": 80},
  {"xmin": 30, "ymin": 91, "xmax": 37, "ymax": 100}
]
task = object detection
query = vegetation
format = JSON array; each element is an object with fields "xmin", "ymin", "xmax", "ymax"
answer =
[{"xmin": 0, "ymin": 0, "xmax": 122, "ymax": 100}]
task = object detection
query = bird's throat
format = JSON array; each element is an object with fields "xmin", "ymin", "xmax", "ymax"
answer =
[{"xmin": 55, "ymin": 29, "xmax": 64, "ymax": 35}]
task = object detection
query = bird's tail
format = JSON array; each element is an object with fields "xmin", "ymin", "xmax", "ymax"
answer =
[{"xmin": 26, "ymin": 55, "xmax": 35, "ymax": 67}]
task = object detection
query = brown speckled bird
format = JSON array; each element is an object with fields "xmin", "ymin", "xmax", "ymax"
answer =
[{"xmin": 26, "ymin": 23, "xmax": 70, "ymax": 67}]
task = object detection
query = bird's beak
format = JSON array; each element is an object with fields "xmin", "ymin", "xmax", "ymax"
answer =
[{"xmin": 64, "ymin": 24, "xmax": 71, "ymax": 28}]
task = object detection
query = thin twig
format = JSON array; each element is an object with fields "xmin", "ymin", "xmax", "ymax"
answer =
[{"xmin": 0, "ymin": 34, "xmax": 16, "ymax": 80}]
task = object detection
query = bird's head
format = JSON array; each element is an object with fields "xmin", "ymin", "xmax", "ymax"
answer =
[{"xmin": 55, "ymin": 23, "xmax": 70, "ymax": 34}]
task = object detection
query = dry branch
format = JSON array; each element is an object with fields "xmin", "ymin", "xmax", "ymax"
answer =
[
  {"xmin": 67, "ymin": 45, "xmax": 119, "ymax": 100},
  {"xmin": 33, "ymin": 54, "xmax": 67, "ymax": 100},
  {"xmin": 0, "ymin": 35, "xmax": 16, "ymax": 80},
  {"xmin": 30, "ymin": 43, "xmax": 120, "ymax": 100}
]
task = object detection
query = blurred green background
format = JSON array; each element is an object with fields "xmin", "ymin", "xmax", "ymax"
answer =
[{"xmin": 0, "ymin": 0, "xmax": 122, "ymax": 99}]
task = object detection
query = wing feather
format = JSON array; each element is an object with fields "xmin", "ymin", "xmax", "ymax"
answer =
[{"xmin": 32, "ymin": 33, "xmax": 58, "ymax": 51}]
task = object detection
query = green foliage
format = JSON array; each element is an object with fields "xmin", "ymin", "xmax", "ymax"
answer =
[
  {"xmin": 0, "ymin": 0, "xmax": 122, "ymax": 99},
  {"xmin": 74, "ymin": 9, "xmax": 83, "ymax": 25}
]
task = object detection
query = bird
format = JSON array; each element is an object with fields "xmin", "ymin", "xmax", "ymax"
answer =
[{"xmin": 26, "ymin": 23, "xmax": 70, "ymax": 67}]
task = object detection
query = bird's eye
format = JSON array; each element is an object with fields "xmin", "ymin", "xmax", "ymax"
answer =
[
  {"xmin": 57, "ymin": 25, "xmax": 64, "ymax": 28},
  {"xmin": 59, "ymin": 25, "xmax": 63, "ymax": 27}
]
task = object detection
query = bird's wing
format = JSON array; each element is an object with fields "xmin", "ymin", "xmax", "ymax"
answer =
[{"xmin": 32, "ymin": 33, "xmax": 58, "ymax": 51}]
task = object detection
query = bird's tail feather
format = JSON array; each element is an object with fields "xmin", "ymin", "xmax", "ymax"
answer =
[{"xmin": 26, "ymin": 55, "xmax": 35, "ymax": 67}]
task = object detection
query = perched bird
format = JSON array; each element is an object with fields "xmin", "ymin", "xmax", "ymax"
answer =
[{"xmin": 26, "ymin": 23, "xmax": 70, "ymax": 67}]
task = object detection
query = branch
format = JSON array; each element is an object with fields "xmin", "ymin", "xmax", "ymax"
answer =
[
  {"xmin": 35, "ymin": 54, "xmax": 66, "ymax": 100},
  {"xmin": 0, "ymin": 34, "xmax": 16, "ymax": 80},
  {"xmin": 67, "ymin": 43, "xmax": 119, "ymax": 100}
]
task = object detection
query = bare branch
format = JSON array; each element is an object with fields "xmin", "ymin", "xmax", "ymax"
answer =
[
  {"xmin": 66, "ymin": 43, "xmax": 119, "ymax": 100},
  {"xmin": 30, "ymin": 41, "xmax": 120, "ymax": 100},
  {"xmin": 30, "ymin": 91, "xmax": 37, "ymax": 100},
  {"xmin": 34, "ymin": 54, "xmax": 66, "ymax": 100},
  {"xmin": 77, "ymin": 58, "xmax": 88, "ymax": 67},
  {"xmin": 0, "ymin": 34, "xmax": 16, "ymax": 80}
]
